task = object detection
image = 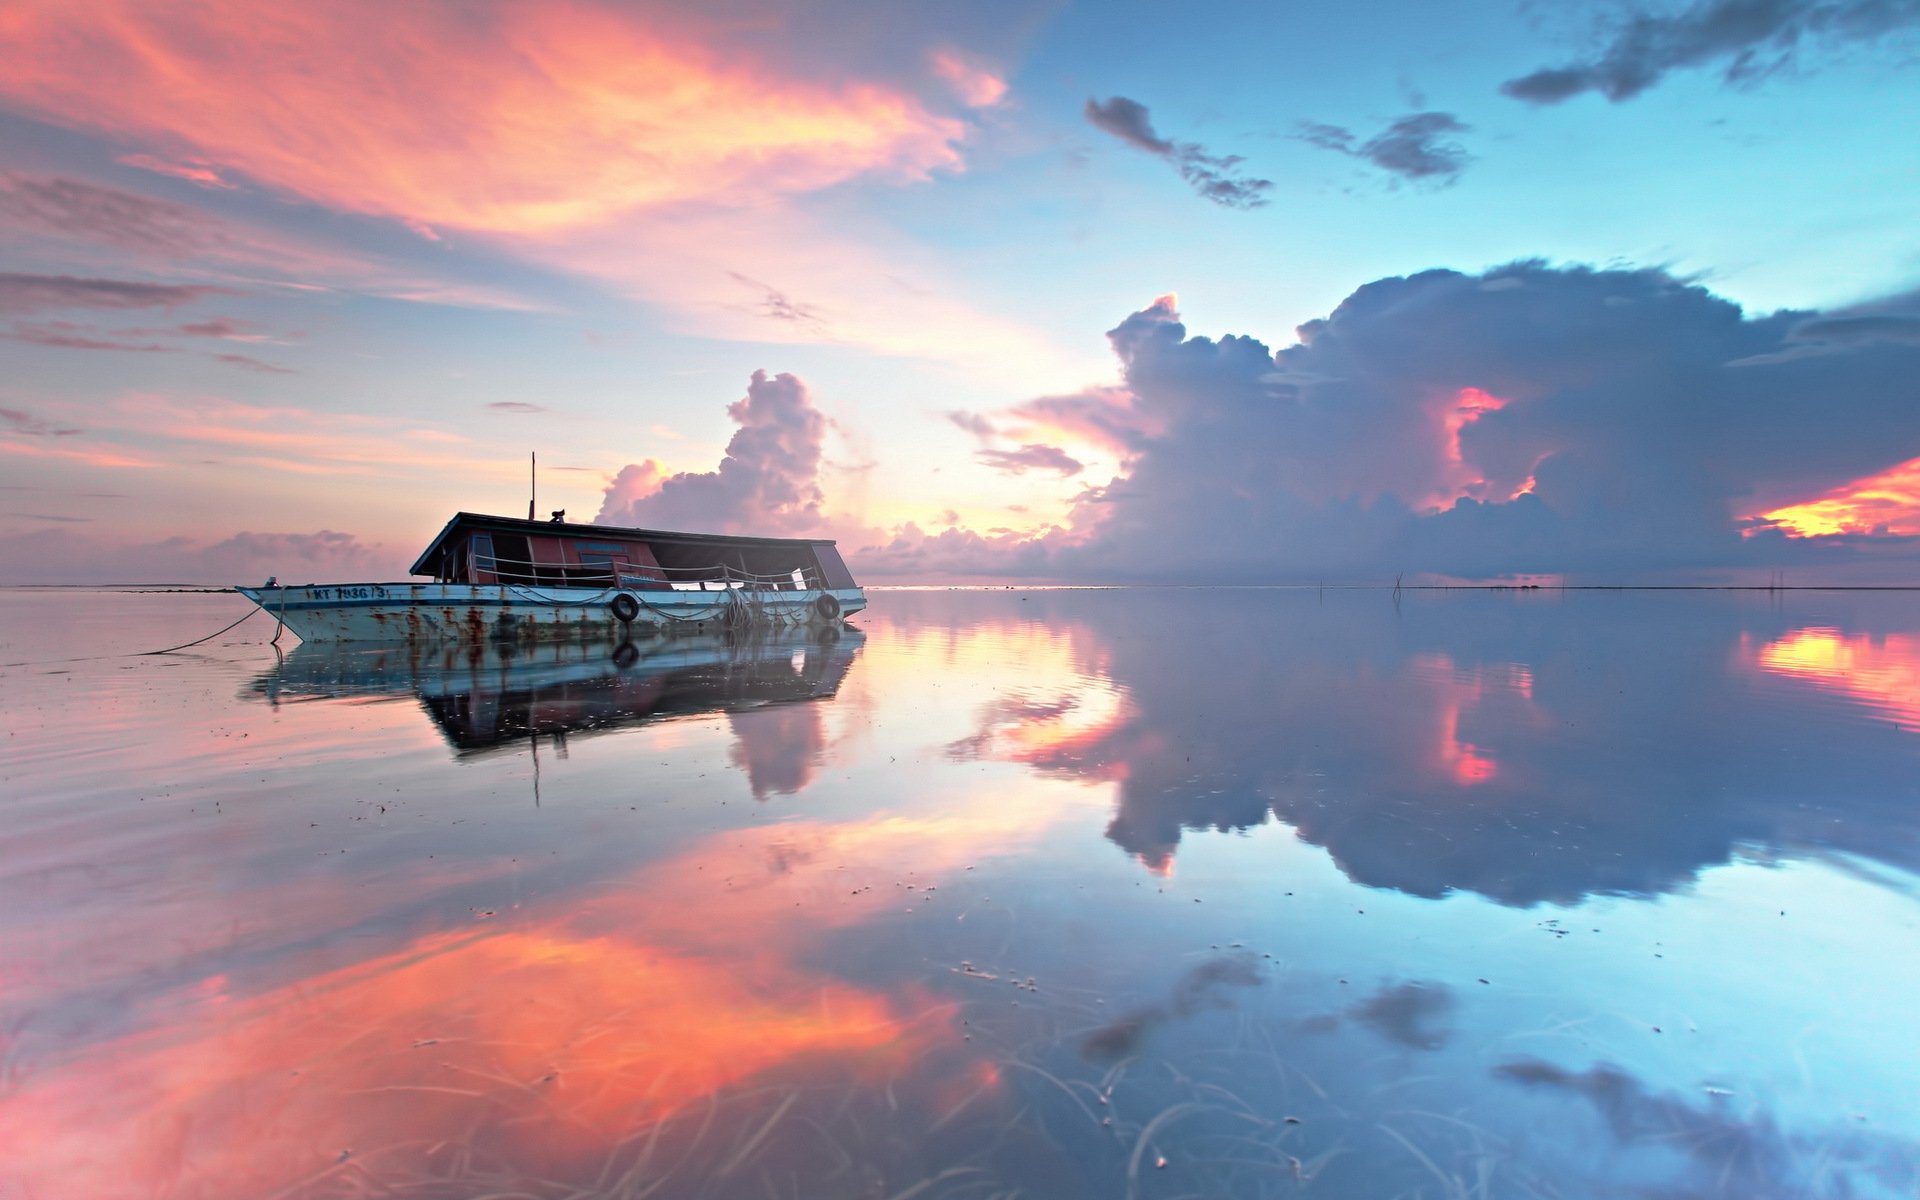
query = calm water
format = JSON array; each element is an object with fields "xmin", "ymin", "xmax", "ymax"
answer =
[{"xmin": 2, "ymin": 586, "xmax": 1918, "ymax": 1199}]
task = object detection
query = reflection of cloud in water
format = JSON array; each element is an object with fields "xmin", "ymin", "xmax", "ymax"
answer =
[
  {"xmin": 1081, "ymin": 952, "xmax": 1265, "ymax": 1060},
  {"xmin": 0, "ymin": 795, "xmax": 1068, "ymax": 1198},
  {"xmin": 1353, "ymin": 980, "xmax": 1454, "ymax": 1050},
  {"xmin": 1753, "ymin": 626, "xmax": 1920, "ymax": 731},
  {"xmin": 929, "ymin": 590, "xmax": 1920, "ymax": 905},
  {"xmin": 728, "ymin": 702, "xmax": 826, "ymax": 797},
  {"xmin": 1291, "ymin": 979, "xmax": 1455, "ymax": 1050},
  {"xmin": 1495, "ymin": 1058, "xmax": 1918, "ymax": 1198}
]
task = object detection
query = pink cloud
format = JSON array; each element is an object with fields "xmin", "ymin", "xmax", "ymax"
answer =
[
  {"xmin": 0, "ymin": 1, "xmax": 967, "ymax": 235},
  {"xmin": 0, "ymin": 9, "xmax": 1090, "ymax": 369},
  {"xmin": 931, "ymin": 50, "xmax": 1009, "ymax": 108},
  {"xmin": 596, "ymin": 370, "xmax": 828, "ymax": 535}
]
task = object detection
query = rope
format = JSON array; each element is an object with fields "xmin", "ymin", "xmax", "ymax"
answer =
[{"xmin": 139, "ymin": 607, "xmax": 260, "ymax": 655}]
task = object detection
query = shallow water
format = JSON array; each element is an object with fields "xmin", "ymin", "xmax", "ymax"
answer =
[{"xmin": 2, "ymin": 585, "xmax": 1918, "ymax": 1199}]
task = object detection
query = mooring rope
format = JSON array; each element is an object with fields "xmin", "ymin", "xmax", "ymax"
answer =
[{"xmin": 138, "ymin": 607, "xmax": 261, "ymax": 655}]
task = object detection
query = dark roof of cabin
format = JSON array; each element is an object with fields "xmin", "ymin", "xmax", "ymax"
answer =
[{"xmin": 408, "ymin": 512, "xmax": 839, "ymax": 576}]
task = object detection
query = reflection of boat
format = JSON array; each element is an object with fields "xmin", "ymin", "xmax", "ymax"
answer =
[
  {"xmin": 250, "ymin": 627, "xmax": 864, "ymax": 755},
  {"xmin": 236, "ymin": 511, "xmax": 866, "ymax": 644}
]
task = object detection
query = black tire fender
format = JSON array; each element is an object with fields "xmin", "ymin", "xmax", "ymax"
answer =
[
  {"xmin": 813, "ymin": 592, "xmax": 842, "ymax": 622},
  {"xmin": 609, "ymin": 592, "xmax": 641, "ymax": 623}
]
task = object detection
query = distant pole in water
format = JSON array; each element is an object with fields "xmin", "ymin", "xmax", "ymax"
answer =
[{"xmin": 528, "ymin": 450, "xmax": 536, "ymax": 521}]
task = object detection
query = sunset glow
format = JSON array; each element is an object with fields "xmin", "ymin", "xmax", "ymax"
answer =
[
  {"xmin": 1752, "ymin": 627, "xmax": 1920, "ymax": 730},
  {"xmin": 1752, "ymin": 457, "xmax": 1920, "ymax": 538},
  {"xmin": 1429, "ymin": 386, "xmax": 1513, "ymax": 508},
  {"xmin": 0, "ymin": 1, "xmax": 966, "ymax": 234}
]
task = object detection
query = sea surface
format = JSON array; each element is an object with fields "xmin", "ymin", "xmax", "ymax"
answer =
[{"xmin": 2, "ymin": 585, "xmax": 1918, "ymax": 1199}]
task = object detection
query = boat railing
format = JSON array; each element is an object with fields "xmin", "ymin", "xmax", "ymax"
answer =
[{"xmin": 471, "ymin": 551, "xmax": 825, "ymax": 592}]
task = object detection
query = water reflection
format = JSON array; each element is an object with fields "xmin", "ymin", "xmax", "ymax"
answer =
[
  {"xmin": 4, "ymin": 588, "xmax": 1919, "ymax": 1198},
  {"xmin": 937, "ymin": 589, "xmax": 1920, "ymax": 904},
  {"xmin": 251, "ymin": 630, "xmax": 861, "ymax": 800},
  {"xmin": 1751, "ymin": 626, "xmax": 1920, "ymax": 730}
]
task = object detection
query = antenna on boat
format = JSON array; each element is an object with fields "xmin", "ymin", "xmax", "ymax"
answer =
[{"xmin": 528, "ymin": 450, "xmax": 536, "ymax": 521}]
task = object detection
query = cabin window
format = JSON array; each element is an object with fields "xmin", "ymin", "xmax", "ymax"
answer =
[
  {"xmin": 469, "ymin": 534, "xmax": 496, "ymax": 583},
  {"xmin": 492, "ymin": 534, "xmax": 533, "ymax": 583},
  {"xmin": 578, "ymin": 553, "xmax": 619, "ymax": 586}
]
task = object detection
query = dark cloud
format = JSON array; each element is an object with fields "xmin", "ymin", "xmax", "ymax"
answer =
[
  {"xmin": 3, "ymin": 321, "xmax": 172, "ymax": 352},
  {"xmin": 0, "ymin": 172, "xmax": 218, "ymax": 255},
  {"xmin": 1502, "ymin": 0, "xmax": 1920, "ymax": 104},
  {"xmin": 946, "ymin": 409, "xmax": 997, "ymax": 439},
  {"xmin": 727, "ymin": 272, "xmax": 827, "ymax": 326},
  {"xmin": 1084, "ymin": 96, "xmax": 1273, "ymax": 209},
  {"xmin": 210, "ymin": 352, "xmax": 294, "ymax": 374},
  {"xmin": 172, "ymin": 318, "xmax": 261, "ymax": 340},
  {"xmin": 3, "ymin": 317, "xmax": 289, "ymax": 370},
  {"xmin": 1782, "ymin": 290, "xmax": 1920, "ymax": 352},
  {"xmin": 858, "ymin": 265, "xmax": 1920, "ymax": 583},
  {"xmin": 0, "ymin": 407, "xmax": 82, "ymax": 437},
  {"xmin": 1297, "ymin": 112, "xmax": 1473, "ymax": 183},
  {"xmin": 487, "ymin": 401, "xmax": 547, "ymax": 413},
  {"xmin": 976, "ymin": 443, "xmax": 1084, "ymax": 476},
  {"xmin": 9, "ymin": 513, "xmax": 92, "ymax": 523},
  {"xmin": 596, "ymin": 370, "xmax": 829, "ymax": 536},
  {"xmin": 1792, "ymin": 313, "xmax": 1920, "ymax": 344},
  {"xmin": 1084, "ymin": 95, "xmax": 1176, "ymax": 155},
  {"xmin": 0, "ymin": 272, "xmax": 227, "ymax": 315}
]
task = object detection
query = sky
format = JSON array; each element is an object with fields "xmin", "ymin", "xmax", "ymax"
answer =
[{"xmin": 1, "ymin": 0, "xmax": 1917, "ymax": 584}]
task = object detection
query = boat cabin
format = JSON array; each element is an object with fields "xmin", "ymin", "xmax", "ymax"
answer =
[{"xmin": 408, "ymin": 513, "xmax": 859, "ymax": 592}]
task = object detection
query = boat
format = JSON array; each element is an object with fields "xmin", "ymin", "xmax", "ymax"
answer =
[{"xmin": 235, "ymin": 511, "xmax": 866, "ymax": 644}]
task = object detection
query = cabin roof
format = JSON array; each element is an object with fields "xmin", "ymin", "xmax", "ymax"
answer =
[{"xmin": 408, "ymin": 512, "xmax": 839, "ymax": 577}]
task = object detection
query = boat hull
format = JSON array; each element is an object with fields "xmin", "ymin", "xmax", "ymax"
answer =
[{"xmin": 235, "ymin": 582, "xmax": 865, "ymax": 644}]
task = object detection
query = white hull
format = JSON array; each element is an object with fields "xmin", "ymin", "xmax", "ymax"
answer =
[{"xmin": 235, "ymin": 581, "xmax": 865, "ymax": 644}]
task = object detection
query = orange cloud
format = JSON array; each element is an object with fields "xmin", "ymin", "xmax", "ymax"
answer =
[
  {"xmin": 0, "ymin": 1, "xmax": 965, "ymax": 235},
  {"xmin": 1751, "ymin": 456, "xmax": 1920, "ymax": 537}
]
